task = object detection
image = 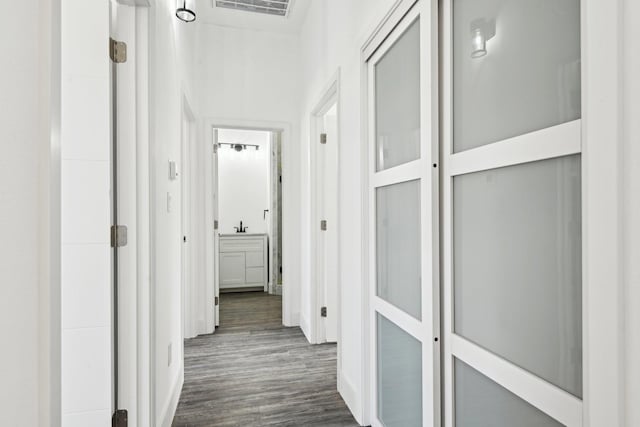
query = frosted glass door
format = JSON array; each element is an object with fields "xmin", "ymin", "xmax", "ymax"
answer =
[
  {"xmin": 367, "ymin": 3, "xmax": 439, "ymax": 426},
  {"xmin": 441, "ymin": 0, "xmax": 583, "ymax": 425}
]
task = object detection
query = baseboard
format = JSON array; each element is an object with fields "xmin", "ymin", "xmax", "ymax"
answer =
[
  {"xmin": 299, "ymin": 312, "xmax": 312, "ymax": 342},
  {"xmin": 159, "ymin": 365, "xmax": 184, "ymax": 427},
  {"xmin": 339, "ymin": 371, "xmax": 364, "ymax": 426}
]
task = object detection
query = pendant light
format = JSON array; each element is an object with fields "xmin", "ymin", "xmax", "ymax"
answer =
[{"xmin": 176, "ymin": 0, "xmax": 196, "ymax": 23}]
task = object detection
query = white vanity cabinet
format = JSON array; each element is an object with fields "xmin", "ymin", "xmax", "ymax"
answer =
[{"xmin": 219, "ymin": 234, "xmax": 268, "ymax": 291}]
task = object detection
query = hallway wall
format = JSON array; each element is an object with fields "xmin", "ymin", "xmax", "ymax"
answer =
[
  {"xmin": 0, "ymin": 0, "xmax": 53, "ymax": 425},
  {"xmin": 148, "ymin": 0, "xmax": 199, "ymax": 424},
  {"xmin": 195, "ymin": 23, "xmax": 302, "ymax": 325},
  {"xmin": 296, "ymin": 1, "xmax": 398, "ymax": 423}
]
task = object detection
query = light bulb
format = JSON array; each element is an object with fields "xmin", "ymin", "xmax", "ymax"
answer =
[{"xmin": 471, "ymin": 28, "xmax": 487, "ymax": 58}]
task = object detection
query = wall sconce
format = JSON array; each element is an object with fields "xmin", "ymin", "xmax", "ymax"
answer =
[
  {"xmin": 471, "ymin": 27, "xmax": 487, "ymax": 58},
  {"xmin": 176, "ymin": 0, "xmax": 196, "ymax": 23}
]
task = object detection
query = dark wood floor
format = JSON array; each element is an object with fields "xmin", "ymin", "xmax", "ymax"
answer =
[{"xmin": 172, "ymin": 292, "xmax": 359, "ymax": 427}]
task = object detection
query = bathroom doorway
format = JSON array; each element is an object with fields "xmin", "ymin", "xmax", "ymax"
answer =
[{"xmin": 213, "ymin": 127, "xmax": 283, "ymax": 327}]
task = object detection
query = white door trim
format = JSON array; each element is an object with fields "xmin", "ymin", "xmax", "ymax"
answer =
[
  {"xmin": 202, "ymin": 117, "xmax": 296, "ymax": 327},
  {"xmin": 309, "ymin": 71, "xmax": 341, "ymax": 345}
]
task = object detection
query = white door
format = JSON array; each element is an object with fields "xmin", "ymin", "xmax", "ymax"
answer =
[
  {"xmin": 181, "ymin": 109, "xmax": 194, "ymax": 339},
  {"xmin": 441, "ymin": 0, "xmax": 583, "ymax": 425},
  {"xmin": 315, "ymin": 102, "xmax": 339, "ymax": 343},
  {"xmin": 366, "ymin": 2, "xmax": 439, "ymax": 426},
  {"xmin": 213, "ymin": 129, "xmax": 220, "ymax": 326}
]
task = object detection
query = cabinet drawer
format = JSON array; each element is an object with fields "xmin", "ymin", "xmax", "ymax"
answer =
[
  {"xmin": 245, "ymin": 267, "xmax": 264, "ymax": 284},
  {"xmin": 245, "ymin": 251, "xmax": 264, "ymax": 268},
  {"xmin": 220, "ymin": 238, "xmax": 263, "ymax": 253}
]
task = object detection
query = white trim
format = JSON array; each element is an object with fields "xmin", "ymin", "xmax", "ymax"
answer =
[
  {"xmin": 373, "ymin": 298, "xmax": 424, "ymax": 341},
  {"xmin": 448, "ymin": 120, "xmax": 581, "ymax": 177},
  {"xmin": 582, "ymin": 0, "xmax": 625, "ymax": 424},
  {"xmin": 372, "ymin": 159, "xmax": 423, "ymax": 188},
  {"xmin": 452, "ymin": 335, "xmax": 583, "ymax": 426},
  {"xmin": 309, "ymin": 70, "xmax": 341, "ymax": 346},
  {"xmin": 159, "ymin": 365, "xmax": 183, "ymax": 427}
]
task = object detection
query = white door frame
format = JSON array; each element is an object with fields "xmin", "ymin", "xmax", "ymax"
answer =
[
  {"xmin": 310, "ymin": 72, "xmax": 341, "ymax": 345},
  {"xmin": 180, "ymin": 95, "xmax": 196, "ymax": 340},
  {"xmin": 203, "ymin": 117, "xmax": 296, "ymax": 327},
  {"xmin": 359, "ymin": 0, "xmax": 627, "ymax": 426}
]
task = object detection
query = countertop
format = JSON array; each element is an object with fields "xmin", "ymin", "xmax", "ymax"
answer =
[{"xmin": 219, "ymin": 233, "xmax": 268, "ymax": 237}]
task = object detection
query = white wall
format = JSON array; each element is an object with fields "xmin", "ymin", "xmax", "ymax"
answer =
[
  {"xmin": 0, "ymin": 0, "xmax": 52, "ymax": 425},
  {"xmin": 296, "ymin": 1, "xmax": 397, "ymax": 422},
  {"xmin": 60, "ymin": 0, "xmax": 112, "ymax": 425},
  {"xmin": 148, "ymin": 0, "xmax": 199, "ymax": 425},
  {"xmin": 218, "ymin": 129, "xmax": 271, "ymax": 235},
  {"xmin": 196, "ymin": 23, "xmax": 301, "ymax": 325},
  {"xmin": 623, "ymin": 0, "xmax": 640, "ymax": 424}
]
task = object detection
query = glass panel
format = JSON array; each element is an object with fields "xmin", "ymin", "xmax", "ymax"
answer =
[
  {"xmin": 455, "ymin": 359, "xmax": 563, "ymax": 427},
  {"xmin": 375, "ymin": 19, "xmax": 421, "ymax": 171},
  {"xmin": 376, "ymin": 180, "xmax": 421, "ymax": 319},
  {"xmin": 454, "ymin": 155, "xmax": 582, "ymax": 397},
  {"xmin": 377, "ymin": 314, "xmax": 422, "ymax": 427},
  {"xmin": 453, "ymin": 0, "xmax": 581, "ymax": 152}
]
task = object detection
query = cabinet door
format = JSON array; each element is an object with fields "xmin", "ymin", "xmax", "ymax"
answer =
[{"xmin": 220, "ymin": 252, "xmax": 245, "ymax": 288}]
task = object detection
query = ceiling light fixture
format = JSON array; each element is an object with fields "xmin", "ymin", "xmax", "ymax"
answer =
[{"xmin": 176, "ymin": 0, "xmax": 196, "ymax": 23}]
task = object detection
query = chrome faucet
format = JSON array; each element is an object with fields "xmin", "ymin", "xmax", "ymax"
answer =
[{"xmin": 234, "ymin": 221, "xmax": 248, "ymax": 233}]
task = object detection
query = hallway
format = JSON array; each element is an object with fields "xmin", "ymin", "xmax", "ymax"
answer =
[{"xmin": 172, "ymin": 292, "xmax": 358, "ymax": 427}]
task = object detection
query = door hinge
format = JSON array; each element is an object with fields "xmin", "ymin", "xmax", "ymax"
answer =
[
  {"xmin": 109, "ymin": 38, "xmax": 127, "ymax": 63},
  {"xmin": 214, "ymin": 220, "xmax": 219, "ymax": 230},
  {"xmin": 279, "ymin": 175, "xmax": 282, "ymax": 183},
  {"xmin": 111, "ymin": 225, "xmax": 128, "ymax": 248},
  {"xmin": 321, "ymin": 307, "xmax": 327, "ymax": 317},
  {"xmin": 183, "ymin": 236, "xmax": 187, "ymax": 243},
  {"xmin": 320, "ymin": 220, "xmax": 327, "ymax": 231},
  {"xmin": 215, "ymin": 296, "xmax": 219, "ymax": 306},
  {"xmin": 213, "ymin": 143, "xmax": 218, "ymax": 153},
  {"xmin": 279, "ymin": 266, "xmax": 282, "ymax": 274},
  {"xmin": 320, "ymin": 133, "xmax": 327, "ymax": 144},
  {"xmin": 112, "ymin": 409, "xmax": 128, "ymax": 427}
]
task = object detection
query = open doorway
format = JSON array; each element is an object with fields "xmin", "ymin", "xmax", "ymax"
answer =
[
  {"xmin": 213, "ymin": 127, "xmax": 284, "ymax": 328},
  {"xmin": 310, "ymin": 77, "xmax": 340, "ymax": 345}
]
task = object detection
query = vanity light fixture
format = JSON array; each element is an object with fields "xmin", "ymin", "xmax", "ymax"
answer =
[
  {"xmin": 471, "ymin": 27, "xmax": 487, "ymax": 58},
  {"xmin": 176, "ymin": 0, "xmax": 196, "ymax": 23},
  {"xmin": 218, "ymin": 142, "xmax": 260, "ymax": 152}
]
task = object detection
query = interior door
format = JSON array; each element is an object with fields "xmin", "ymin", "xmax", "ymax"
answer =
[
  {"xmin": 367, "ymin": 2, "xmax": 439, "ymax": 426},
  {"xmin": 440, "ymin": 0, "xmax": 583, "ymax": 425},
  {"xmin": 213, "ymin": 129, "xmax": 220, "ymax": 327},
  {"xmin": 318, "ymin": 104, "xmax": 339, "ymax": 343}
]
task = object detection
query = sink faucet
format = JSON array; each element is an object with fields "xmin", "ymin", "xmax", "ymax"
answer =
[{"xmin": 234, "ymin": 221, "xmax": 248, "ymax": 233}]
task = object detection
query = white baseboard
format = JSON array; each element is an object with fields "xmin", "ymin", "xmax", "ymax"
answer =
[
  {"xmin": 299, "ymin": 312, "xmax": 312, "ymax": 342},
  {"xmin": 339, "ymin": 372, "xmax": 364, "ymax": 426},
  {"xmin": 160, "ymin": 366, "xmax": 184, "ymax": 427}
]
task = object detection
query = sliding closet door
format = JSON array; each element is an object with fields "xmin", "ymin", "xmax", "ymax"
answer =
[
  {"xmin": 366, "ymin": 2, "xmax": 439, "ymax": 426},
  {"xmin": 441, "ymin": 0, "xmax": 583, "ymax": 425}
]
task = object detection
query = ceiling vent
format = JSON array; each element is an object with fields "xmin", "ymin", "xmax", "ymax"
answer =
[{"xmin": 215, "ymin": 0, "xmax": 292, "ymax": 17}]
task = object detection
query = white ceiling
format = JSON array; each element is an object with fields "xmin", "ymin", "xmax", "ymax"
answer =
[{"xmin": 195, "ymin": 0, "xmax": 310, "ymax": 34}]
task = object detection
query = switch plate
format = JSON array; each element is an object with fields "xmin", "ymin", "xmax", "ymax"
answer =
[{"xmin": 169, "ymin": 160, "xmax": 178, "ymax": 180}]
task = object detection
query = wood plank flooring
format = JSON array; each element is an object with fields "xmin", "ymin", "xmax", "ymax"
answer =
[{"xmin": 172, "ymin": 292, "xmax": 359, "ymax": 427}]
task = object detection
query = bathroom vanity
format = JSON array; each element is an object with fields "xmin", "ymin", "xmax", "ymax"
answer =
[{"xmin": 219, "ymin": 233, "xmax": 268, "ymax": 292}]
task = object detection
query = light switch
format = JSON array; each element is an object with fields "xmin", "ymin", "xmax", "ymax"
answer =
[{"xmin": 169, "ymin": 160, "xmax": 178, "ymax": 180}]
